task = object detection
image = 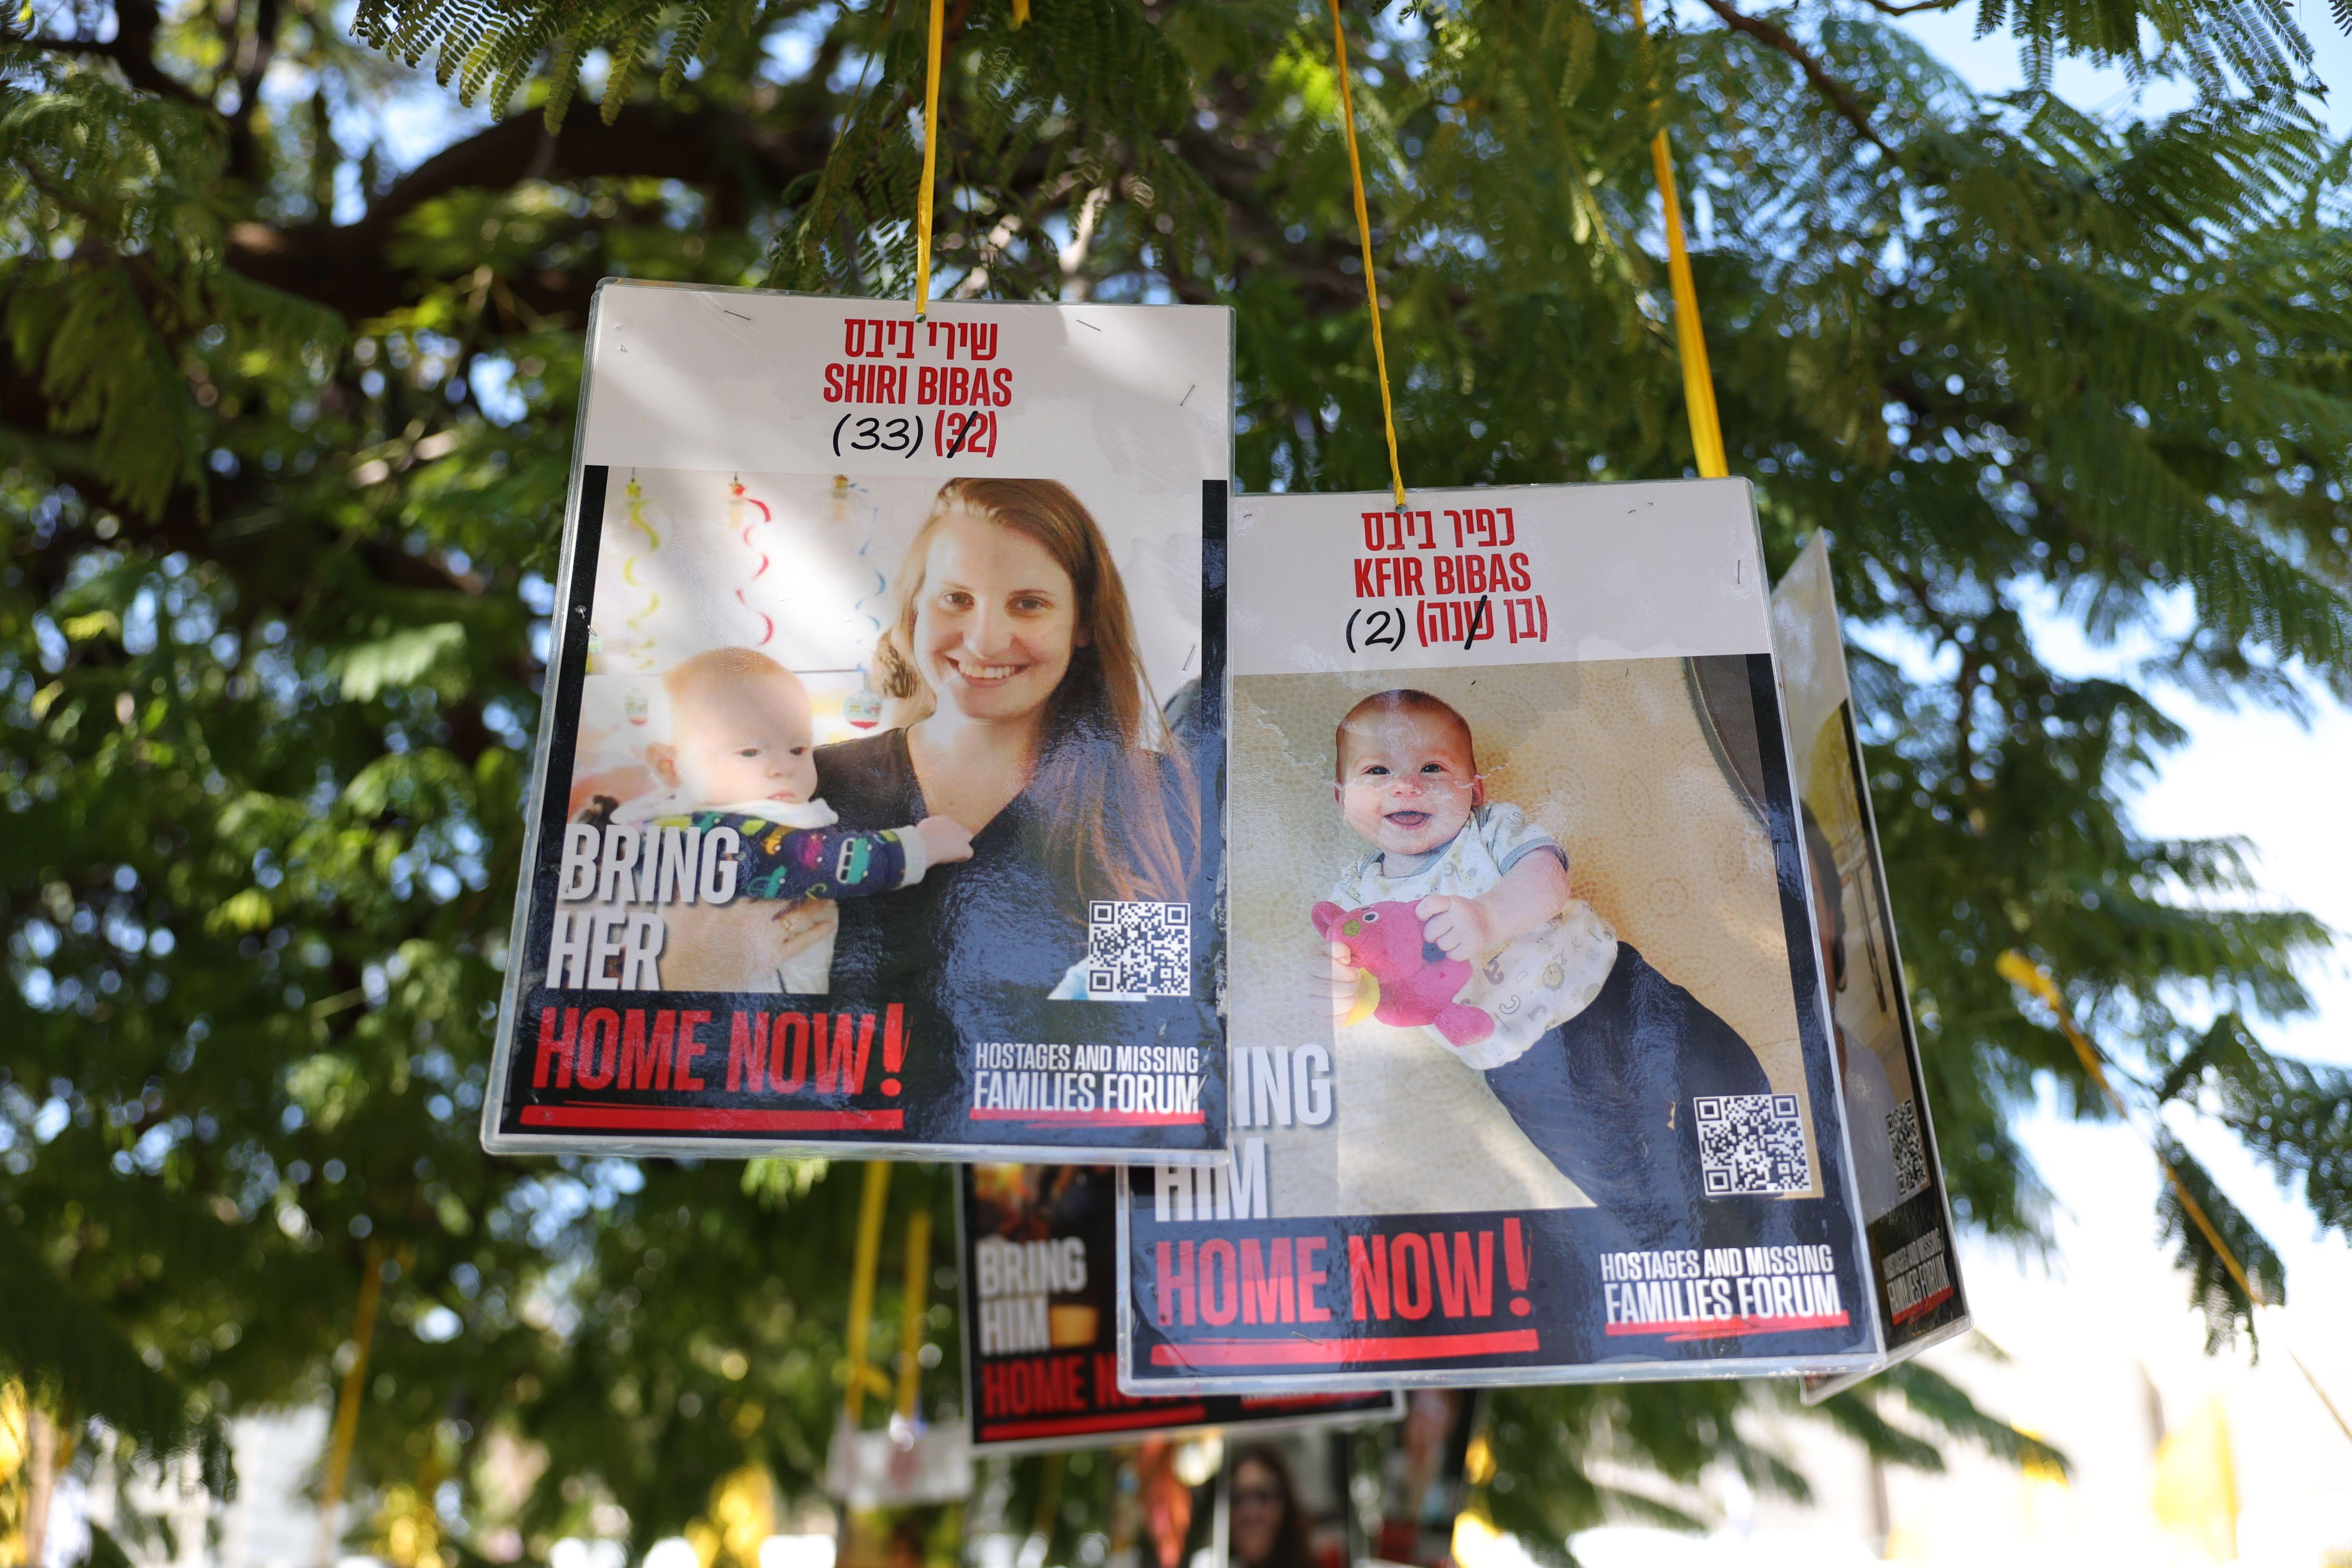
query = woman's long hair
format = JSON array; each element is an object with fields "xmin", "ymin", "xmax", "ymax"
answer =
[
  {"xmin": 1227, "ymin": 1446, "xmax": 1314, "ymax": 1568},
  {"xmin": 876, "ymin": 478, "xmax": 1194, "ymax": 904}
]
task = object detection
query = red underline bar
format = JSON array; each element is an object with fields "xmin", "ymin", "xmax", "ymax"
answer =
[
  {"xmin": 980, "ymin": 1406, "xmax": 1211, "ymax": 1442},
  {"xmin": 522, "ymin": 1104, "xmax": 904, "ymax": 1132},
  {"xmin": 1891, "ymin": 1287, "xmax": 1955, "ymax": 1325},
  {"xmin": 1149, "ymin": 1329, "xmax": 1539, "ymax": 1368},
  {"xmin": 1236, "ymin": 1394, "xmax": 1388, "ymax": 1412},
  {"xmin": 1605, "ymin": 1311, "xmax": 1850, "ymax": 1341},
  {"xmin": 968, "ymin": 1109, "xmax": 1205, "ymax": 1124}
]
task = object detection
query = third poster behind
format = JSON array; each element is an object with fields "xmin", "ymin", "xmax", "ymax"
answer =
[{"xmin": 965, "ymin": 1166, "xmax": 1397, "ymax": 1449}]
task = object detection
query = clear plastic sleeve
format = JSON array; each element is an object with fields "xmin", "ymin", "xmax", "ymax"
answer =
[
  {"xmin": 1116, "ymin": 481, "xmax": 1882, "ymax": 1391},
  {"xmin": 1771, "ymin": 535, "xmax": 1972, "ymax": 1401},
  {"xmin": 481, "ymin": 283, "xmax": 1232, "ymax": 1163}
]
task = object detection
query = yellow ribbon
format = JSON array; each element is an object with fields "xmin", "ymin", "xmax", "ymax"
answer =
[
  {"xmin": 1628, "ymin": 0, "xmax": 1727, "ymax": 479},
  {"xmin": 894, "ymin": 1208, "xmax": 933, "ymax": 1422},
  {"xmin": 315, "ymin": 1241, "xmax": 386, "ymax": 1568},
  {"xmin": 842, "ymin": 1162, "xmax": 893, "ymax": 1422},
  {"xmin": 915, "ymin": 0, "xmax": 946, "ymax": 318},
  {"xmin": 1326, "ymin": 0, "xmax": 1408, "ymax": 512},
  {"xmin": 1997, "ymin": 951, "xmax": 2352, "ymax": 1447}
]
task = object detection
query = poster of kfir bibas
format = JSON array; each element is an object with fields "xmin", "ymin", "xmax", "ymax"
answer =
[
  {"xmin": 1119, "ymin": 483, "xmax": 1880, "ymax": 1389},
  {"xmin": 483, "ymin": 282, "xmax": 1231, "ymax": 1161}
]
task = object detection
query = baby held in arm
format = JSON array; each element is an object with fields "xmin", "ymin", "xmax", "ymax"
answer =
[{"xmin": 620, "ymin": 647, "xmax": 971, "ymax": 992}]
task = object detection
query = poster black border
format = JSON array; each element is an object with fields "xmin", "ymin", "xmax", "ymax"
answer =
[
  {"xmin": 481, "ymin": 438, "xmax": 1232, "ymax": 1161},
  {"xmin": 1114, "ymin": 638, "xmax": 1882, "ymax": 1393}
]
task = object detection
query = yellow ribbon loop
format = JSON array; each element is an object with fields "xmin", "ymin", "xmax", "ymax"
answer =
[
  {"xmin": 842, "ymin": 1161, "xmax": 892, "ymax": 1423},
  {"xmin": 894, "ymin": 1208, "xmax": 933, "ymax": 1422},
  {"xmin": 1327, "ymin": 0, "xmax": 1408, "ymax": 512},
  {"xmin": 1996, "ymin": 951, "xmax": 2352, "ymax": 1447},
  {"xmin": 1629, "ymin": 0, "xmax": 1727, "ymax": 479},
  {"xmin": 915, "ymin": 0, "xmax": 946, "ymax": 318}
]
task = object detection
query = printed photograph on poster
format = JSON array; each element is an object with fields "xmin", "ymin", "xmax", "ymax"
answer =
[
  {"xmin": 968, "ymin": 1440, "xmax": 1222, "ymax": 1568},
  {"xmin": 963, "ymin": 1167, "xmax": 1400, "ymax": 1452},
  {"xmin": 483, "ymin": 285, "xmax": 1231, "ymax": 1160},
  {"xmin": 1771, "ymin": 536, "xmax": 1970, "ymax": 1402},
  {"xmin": 1118, "ymin": 483, "xmax": 1879, "ymax": 1391},
  {"xmin": 1216, "ymin": 1392, "xmax": 1479, "ymax": 1568}
]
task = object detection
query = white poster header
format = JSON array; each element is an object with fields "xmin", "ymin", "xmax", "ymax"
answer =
[{"xmin": 1230, "ymin": 481, "xmax": 1769, "ymax": 677}]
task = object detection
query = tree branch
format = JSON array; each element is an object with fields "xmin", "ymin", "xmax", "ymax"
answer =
[
  {"xmin": 224, "ymin": 0, "xmax": 282, "ymax": 180},
  {"xmin": 12, "ymin": 30, "xmax": 209, "ymax": 107},
  {"xmin": 1694, "ymin": 0, "xmax": 1896, "ymax": 155},
  {"xmin": 0, "ymin": 358, "xmax": 485, "ymax": 612},
  {"xmin": 224, "ymin": 100, "xmax": 831, "ymax": 319}
]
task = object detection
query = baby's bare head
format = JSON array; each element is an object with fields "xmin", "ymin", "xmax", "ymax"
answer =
[
  {"xmin": 1333, "ymin": 689, "xmax": 1483, "ymax": 858},
  {"xmin": 656, "ymin": 647, "xmax": 818, "ymax": 807}
]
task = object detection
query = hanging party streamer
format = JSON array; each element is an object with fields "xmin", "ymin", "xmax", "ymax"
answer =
[
  {"xmin": 827, "ymin": 473, "xmax": 863, "ymax": 527},
  {"xmin": 620, "ymin": 472, "xmax": 663, "ymax": 671},
  {"xmin": 849, "ymin": 504, "xmax": 886, "ymax": 636},
  {"xmin": 727, "ymin": 475, "xmax": 777, "ymax": 646},
  {"xmin": 845, "ymin": 490, "xmax": 888, "ymax": 729},
  {"xmin": 843, "ymin": 676, "xmax": 883, "ymax": 730}
]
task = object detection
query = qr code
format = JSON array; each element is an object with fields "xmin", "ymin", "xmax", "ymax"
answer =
[
  {"xmin": 1886, "ymin": 1100, "xmax": 1929, "ymax": 1198},
  {"xmin": 1083, "ymin": 901, "xmax": 1191, "ymax": 1002},
  {"xmin": 1695, "ymin": 1094, "xmax": 1812, "ymax": 1196}
]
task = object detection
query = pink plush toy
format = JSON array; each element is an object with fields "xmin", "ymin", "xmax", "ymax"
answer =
[{"xmin": 1311, "ymin": 898, "xmax": 1494, "ymax": 1047}]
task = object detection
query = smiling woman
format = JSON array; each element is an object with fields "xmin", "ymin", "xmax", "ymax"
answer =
[
  {"xmin": 814, "ymin": 480, "xmax": 1204, "ymax": 1079},
  {"xmin": 862, "ymin": 477, "xmax": 1191, "ymax": 903}
]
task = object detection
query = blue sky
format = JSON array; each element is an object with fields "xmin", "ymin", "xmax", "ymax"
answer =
[{"xmin": 1897, "ymin": 0, "xmax": 2352, "ymax": 133}]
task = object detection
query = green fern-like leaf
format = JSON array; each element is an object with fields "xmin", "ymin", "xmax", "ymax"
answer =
[
  {"xmin": 2155, "ymin": 1133, "xmax": 2286, "ymax": 1352},
  {"xmin": 0, "ymin": 1228, "xmax": 235, "ymax": 1498}
]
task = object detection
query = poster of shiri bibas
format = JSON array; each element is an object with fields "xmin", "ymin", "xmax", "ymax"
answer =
[
  {"xmin": 482, "ymin": 283, "xmax": 1231, "ymax": 1161},
  {"xmin": 962, "ymin": 1166, "xmax": 1400, "ymax": 1452},
  {"xmin": 1117, "ymin": 482, "xmax": 1880, "ymax": 1390},
  {"xmin": 1772, "ymin": 536, "xmax": 1970, "ymax": 1402}
]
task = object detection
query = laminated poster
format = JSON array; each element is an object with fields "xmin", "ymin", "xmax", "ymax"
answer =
[
  {"xmin": 1118, "ymin": 483, "xmax": 1880, "ymax": 1390},
  {"xmin": 962, "ymin": 1166, "xmax": 1400, "ymax": 1451},
  {"xmin": 1772, "ymin": 536, "xmax": 1970, "ymax": 1402},
  {"xmin": 483, "ymin": 283, "xmax": 1232, "ymax": 1161}
]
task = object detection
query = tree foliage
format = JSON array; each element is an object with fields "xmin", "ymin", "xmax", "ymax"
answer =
[{"xmin": 4, "ymin": 0, "xmax": 2351, "ymax": 1553}]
